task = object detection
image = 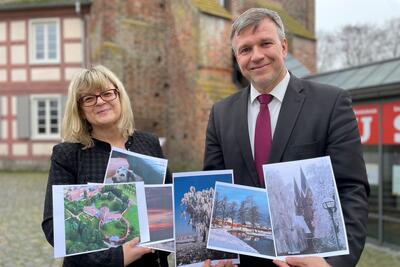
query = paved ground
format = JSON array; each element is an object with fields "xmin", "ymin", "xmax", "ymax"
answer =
[
  {"xmin": 0, "ymin": 172, "xmax": 62, "ymax": 267},
  {"xmin": 0, "ymin": 171, "xmax": 398, "ymax": 267}
]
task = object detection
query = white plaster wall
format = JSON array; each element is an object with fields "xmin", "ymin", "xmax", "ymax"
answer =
[
  {"xmin": 1, "ymin": 120, "xmax": 7, "ymax": 139},
  {"xmin": 11, "ymin": 69, "xmax": 27, "ymax": 82},
  {"xmin": 0, "ymin": 22, "xmax": 6, "ymax": 42},
  {"xmin": 10, "ymin": 20, "xmax": 25, "ymax": 41},
  {"xmin": 12, "ymin": 143, "xmax": 28, "ymax": 156},
  {"xmin": 65, "ymin": 67, "xmax": 81, "ymax": 80},
  {"xmin": 11, "ymin": 96, "xmax": 16, "ymax": 116},
  {"xmin": 31, "ymin": 67, "xmax": 60, "ymax": 81},
  {"xmin": 64, "ymin": 43, "xmax": 82, "ymax": 63},
  {"xmin": 12, "ymin": 120, "xmax": 17, "ymax": 139},
  {"xmin": 0, "ymin": 69, "xmax": 6, "ymax": 82},
  {"xmin": 0, "ymin": 46, "xmax": 6, "ymax": 65},
  {"xmin": 32, "ymin": 143, "xmax": 55, "ymax": 156},
  {"xmin": 0, "ymin": 144, "xmax": 7, "ymax": 156},
  {"xmin": 63, "ymin": 18, "xmax": 81, "ymax": 39},
  {"xmin": 1, "ymin": 96, "xmax": 7, "ymax": 116},
  {"xmin": 11, "ymin": 45, "xmax": 26, "ymax": 64}
]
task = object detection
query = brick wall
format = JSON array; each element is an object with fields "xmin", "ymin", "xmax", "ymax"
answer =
[{"xmin": 291, "ymin": 36, "xmax": 316, "ymax": 73}]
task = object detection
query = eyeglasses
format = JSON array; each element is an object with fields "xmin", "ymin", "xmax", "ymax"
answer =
[{"xmin": 79, "ymin": 89, "xmax": 119, "ymax": 107}]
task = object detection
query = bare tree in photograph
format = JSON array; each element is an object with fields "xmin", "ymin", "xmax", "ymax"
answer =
[
  {"xmin": 227, "ymin": 201, "xmax": 238, "ymax": 228},
  {"xmin": 180, "ymin": 186, "xmax": 214, "ymax": 242},
  {"xmin": 213, "ymin": 191, "xmax": 221, "ymax": 221},
  {"xmin": 213, "ymin": 193, "xmax": 228, "ymax": 225},
  {"xmin": 219, "ymin": 196, "xmax": 228, "ymax": 224},
  {"xmin": 238, "ymin": 200, "xmax": 248, "ymax": 230},
  {"xmin": 247, "ymin": 197, "xmax": 260, "ymax": 233}
]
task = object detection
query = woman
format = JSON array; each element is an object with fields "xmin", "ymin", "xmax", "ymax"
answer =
[{"xmin": 42, "ymin": 65, "xmax": 170, "ymax": 267}]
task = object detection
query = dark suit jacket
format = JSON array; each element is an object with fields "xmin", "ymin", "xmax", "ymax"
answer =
[{"xmin": 204, "ymin": 75, "xmax": 369, "ymax": 267}]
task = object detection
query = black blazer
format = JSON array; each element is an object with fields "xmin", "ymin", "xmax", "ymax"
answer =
[
  {"xmin": 204, "ymin": 75, "xmax": 369, "ymax": 267},
  {"xmin": 42, "ymin": 131, "xmax": 170, "ymax": 267}
]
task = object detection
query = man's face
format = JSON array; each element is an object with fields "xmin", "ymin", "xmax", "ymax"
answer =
[{"xmin": 232, "ymin": 18, "xmax": 288, "ymax": 93}]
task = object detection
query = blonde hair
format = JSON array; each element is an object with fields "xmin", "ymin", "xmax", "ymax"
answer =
[{"xmin": 62, "ymin": 65, "xmax": 134, "ymax": 149}]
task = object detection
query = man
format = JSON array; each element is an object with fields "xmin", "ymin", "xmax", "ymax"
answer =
[{"xmin": 203, "ymin": 8, "xmax": 369, "ymax": 267}]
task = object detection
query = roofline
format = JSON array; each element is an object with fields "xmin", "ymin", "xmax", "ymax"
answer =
[
  {"xmin": 349, "ymin": 82, "xmax": 400, "ymax": 101},
  {"xmin": 306, "ymin": 56, "xmax": 400, "ymax": 79},
  {"xmin": 0, "ymin": 0, "xmax": 91, "ymax": 11}
]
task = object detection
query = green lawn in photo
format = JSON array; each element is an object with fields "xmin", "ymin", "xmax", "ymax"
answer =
[
  {"xmin": 62, "ymin": 183, "xmax": 141, "ymax": 254},
  {"xmin": 94, "ymin": 198, "xmax": 112, "ymax": 209},
  {"xmin": 102, "ymin": 220, "xmax": 127, "ymax": 237},
  {"xmin": 123, "ymin": 204, "xmax": 140, "ymax": 239}
]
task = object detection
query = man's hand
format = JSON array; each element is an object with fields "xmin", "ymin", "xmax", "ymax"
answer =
[
  {"xmin": 122, "ymin": 237, "xmax": 154, "ymax": 266},
  {"xmin": 273, "ymin": 256, "xmax": 332, "ymax": 267}
]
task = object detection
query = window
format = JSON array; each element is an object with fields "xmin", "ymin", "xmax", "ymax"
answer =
[
  {"xmin": 218, "ymin": 0, "xmax": 231, "ymax": 10},
  {"xmin": 31, "ymin": 95, "xmax": 61, "ymax": 139},
  {"xmin": 29, "ymin": 19, "xmax": 59, "ymax": 63}
]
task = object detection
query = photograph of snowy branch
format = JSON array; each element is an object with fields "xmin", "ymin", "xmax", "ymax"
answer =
[
  {"xmin": 104, "ymin": 147, "xmax": 168, "ymax": 184},
  {"xmin": 207, "ymin": 182, "xmax": 275, "ymax": 259},
  {"xmin": 173, "ymin": 170, "xmax": 239, "ymax": 267},
  {"xmin": 141, "ymin": 185, "xmax": 174, "ymax": 252},
  {"xmin": 263, "ymin": 156, "xmax": 349, "ymax": 258},
  {"xmin": 52, "ymin": 182, "xmax": 149, "ymax": 258}
]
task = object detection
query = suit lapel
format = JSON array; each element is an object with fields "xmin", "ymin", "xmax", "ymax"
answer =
[
  {"xmin": 270, "ymin": 76, "xmax": 305, "ymax": 163},
  {"xmin": 234, "ymin": 87, "xmax": 260, "ymax": 186}
]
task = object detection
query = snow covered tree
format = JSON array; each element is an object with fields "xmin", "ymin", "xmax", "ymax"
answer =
[{"xmin": 180, "ymin": 186, "xmax": 214, "ymax": 242}]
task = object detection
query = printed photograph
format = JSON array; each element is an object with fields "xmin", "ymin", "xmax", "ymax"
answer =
[
  {"xmin": 52, "ymin": 182, "xmax": 149, "ymax": 257},
  {"xmin": 263, "ymin": 156, "xmax": 349, "ymax": 258},
  {"xmin": 104, "ymin": 147, "xmax": 168, "ymax": 184},
  {"xmin": 207, "ymin": 182, "xmax": 275, "ymax": 259},
  {"xmin": 173, "ymin": 170, "xmax": 239, "ymax": 267},
  {"xmin": 144, "ymin": 185, "xmax": 174, "ymax": 243},
  {"xmin": 141, "ymin": 240, "xmax": 175, "ymax": 253}
]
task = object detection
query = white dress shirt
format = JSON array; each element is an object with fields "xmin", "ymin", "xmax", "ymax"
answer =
[{"xmin": 248, "ymin": 71, "xmax": 290, "ymax": 158}]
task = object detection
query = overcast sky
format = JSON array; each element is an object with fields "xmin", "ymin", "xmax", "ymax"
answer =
[{"xmin": 316, "ymin": 0, "xmax": 400, "ymax": 32}]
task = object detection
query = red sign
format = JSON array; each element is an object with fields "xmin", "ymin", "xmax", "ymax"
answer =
[
  {"xmin": 382, "ymin": 102, "xmax": 400, "ymax": 145},
  {"xmin": 353, "ymin": 104, "xmax": 379, "ymax": 145}
]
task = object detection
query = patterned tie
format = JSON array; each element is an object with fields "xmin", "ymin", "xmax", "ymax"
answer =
[{"xmin": 254, "ymin": 94, "xmax": 273, "ymax": 187}]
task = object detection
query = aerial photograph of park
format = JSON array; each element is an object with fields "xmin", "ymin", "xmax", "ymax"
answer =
[{"xmin": 62, "ymin": 183, "xmax": 141, "ymax": 255}]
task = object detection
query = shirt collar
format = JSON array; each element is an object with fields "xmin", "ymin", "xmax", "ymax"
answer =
[{"xmin": 250, "ymin": 70, "xmax": 290, "ymax": 104}]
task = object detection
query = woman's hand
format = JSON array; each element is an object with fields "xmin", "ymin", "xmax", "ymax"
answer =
[
  {"xmin": 122, "ymin": 237, "xmax": 154, "ymax": 266},
  {"xmin": 202, "ymin": 259, "xmax": 238, "ymax": 267},
  {"xmin": 273, "ymin": 256, "xmax": 331, "ymax": 267}
]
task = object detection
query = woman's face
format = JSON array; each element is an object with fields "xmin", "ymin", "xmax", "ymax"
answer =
[{"xmin": 79, "ymin": 82, "xmax": 122, "ymax": 133}]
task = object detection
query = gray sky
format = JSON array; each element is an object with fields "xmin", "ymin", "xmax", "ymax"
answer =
[{"xmin": 316, "ymin": 0, "xmax": 400, "ymax": 32}]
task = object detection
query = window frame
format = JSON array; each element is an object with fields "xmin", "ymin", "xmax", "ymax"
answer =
[
  {"xmin": 30, "ymin": 94, "xmax": 61, "ymax": 140},
  {"xmin": 29, "ymin": 18, "xmax": 60, "ymax": 64}
]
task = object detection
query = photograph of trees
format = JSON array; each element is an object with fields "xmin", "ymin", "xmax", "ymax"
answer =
[
  {"xmin": 63, "ymin": 183, "xmax": 140, "ymax": 255},
  {"xmin": 173, "ymin": 171, "xmax": 238, "ymax": 266},
  {"xmin": 264, "ymin": 156, "xmax": 348, "ymax": 257},
  {"xmin": 207, "ymin": 182, "xmax": 275, "ymax": 259}
]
